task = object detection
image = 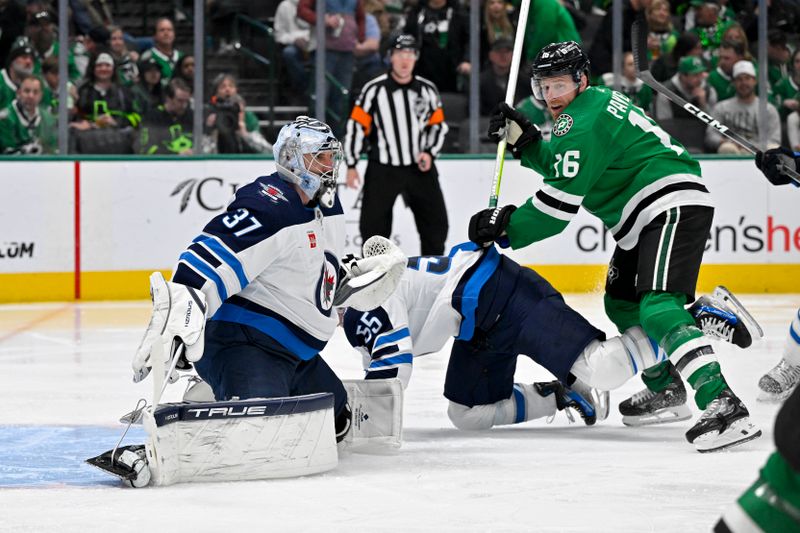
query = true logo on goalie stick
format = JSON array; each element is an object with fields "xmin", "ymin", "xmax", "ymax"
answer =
[{"xmin": 553, "ymin": 114, "xmax": 574, "ymax": 137}]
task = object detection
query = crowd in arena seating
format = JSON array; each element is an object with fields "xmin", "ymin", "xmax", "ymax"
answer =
[{"xmin": 0, "ymin": 0, "xmax": 799, "ymax": 155}]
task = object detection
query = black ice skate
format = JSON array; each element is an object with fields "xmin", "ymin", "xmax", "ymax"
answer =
[
  {"xmin": 86, "ymin": 444, "xmax": 151, "ymax": 487},
  {"xmin": 535, "ymin": 380, "xmax": 597, "ymax": 426},
  {"xmin": 685, "ymin": 388, "xmax": 762, "ymax": 453},
  {"xmin": 619, "ymin": 365, "xmax": 692, "ymax": 426},
  {"xmin": 689, "ymin": 286, "xmax": 764, "ymax": 348},
  {"xmin": 758, "ymin": 358, "xmax": 800, "ymax": 403}
]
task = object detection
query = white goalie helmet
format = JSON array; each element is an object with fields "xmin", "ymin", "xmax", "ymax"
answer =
[{"xmin": 273, "ymin": 116, "xmax": 343, "ymax": 208}]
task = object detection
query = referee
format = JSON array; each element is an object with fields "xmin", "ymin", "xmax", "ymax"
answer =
[{"xmin": 344, "ymin": 34, "xmax": 449, "ymax": 255}]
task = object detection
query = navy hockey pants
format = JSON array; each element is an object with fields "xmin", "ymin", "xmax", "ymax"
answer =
[
  {"xmin": 444, "ymin": 257, "xmax": 604, "ymax": 408},
  {"xmin": 194, "ymin": 320, "xmax": 348, "ymax": 416}
]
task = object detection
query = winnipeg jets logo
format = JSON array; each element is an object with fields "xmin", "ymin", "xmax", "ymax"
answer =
[
  {"xmin": 552, "ymin": 114, "xmax": 574, "ymax": 137},
  {"xmin": 259, "ymin": 182, "xmax": 288, "ymax": 204},
  {"xmin": 315, "ymin": 251, "xmax": 340, "ymax": 315}
]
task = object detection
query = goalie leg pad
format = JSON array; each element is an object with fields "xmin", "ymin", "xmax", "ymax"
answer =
[
  {"xmin": 342, "ymin": 378, "xmax": 403, "ymax": 453},
  {"xmin": 142, "ymin": 393, "xmax": 338, "ymax": 486}
]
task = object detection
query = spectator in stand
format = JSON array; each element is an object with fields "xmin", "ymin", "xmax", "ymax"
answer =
[
  {"xmin": 109, "ymin": 26, "xmax": 139, "ymax": 87},
  {"xmin": 706, "ymin": 61, "xmax": 781, "ymax": 154},
  {"xmin": 588, "ymin": 0, "xmax": 648, "ymax": 81},
  {"xmin": 131, "ymin": 56, "xmax": 163, "ymax": 116},
  {"xmin": 513, "ymin": 0, "xmax": 579, "ymax": 63},
  {"xmin": 0, "ymin": 37, "xmax": 35, "ymax": 110},
  {"xmin": 653, "ymin": 56, "xmax": 717, "ymax": 121},
  {"xmin": 350, "ymin": 2, "xmax": 385, "ymax": 104},
  {"xmin": 766, "ymin": 29, "xmax": 791, "ymax": 90},
  {"xmin": 73, "ymin": 52, "xmax": 139, "ymax": 131},
  {"xmin": 601, "ymin": 51, "xmax": 654, "ymax": 114},
  {"xmin": 0, "ymin": 0, "xmax": 27, "ymax": 65},
  {"xmin": 172, "ymin": 54, "xmax": 195, "ymax": 90},
  {"xmin": 479, "ymin": 37, "xmax": 528, "ymax": 116},
  {"xmin": 136, "ymin": 78, "xmax": 193, "ymax": 155},
  {"xmin": 708, "ymin": 39, "xmax": 747, "ymax": 103},
  {"xmin": 40, "ymin": 55, "xmax": 78, "ymax": 118},
  {"xmin": 404, "ymin": 0, "xmax": 470, "ymax": 93},
  {"xmin": 298, "ymin": 0, "xmax": 366, "ymax": 133},
  {"xmin": 26, "ymin": 9, "xmax": 81, "ymax": 83},
  {"xmin": 650, "ymin": 31, "xmax": 703, "ymax": 83},
  {"xmin": 481, "ymin": 0, "xmax": 514, "ymax": 67},
  {"xmin": 139, "ymin": 18, "xmax": 183, "ymax": 82},
  {"xmin": 773, "ymin": 49, "xmax": 800, "ymax": 121},
  {"xmin": 787, "ymin": 110, "xmax": 799, "ymax": 152},
  {"xmin": 646, "ymin": 0, "xmax": 678, "ymax": 61},
  {"xmin": 274, "ymin": 0, "xmax": 315, "ymax": 104},
  {"xmin": 206, "ymin": 73, "xmax": 272, "ymax": 154},
  {"xmin": 688, "ymin": 0, "xmax": 734, "ymax": 61},
  {"xmin": 0, "ymin": 75, "xmax": 56, "ymax": 154},
  {"xmin": 740, "ymin": 0, "xmax": 800, "ymax": 44}
]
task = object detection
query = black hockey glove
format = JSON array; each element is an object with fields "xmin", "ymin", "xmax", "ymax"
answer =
[
  {"xmin": 468, "ymin": 205, "xmax": 516, "ymax": 246},
  {"xmin": 487, "ymin": 103, "xmax": 542, "ymax": 157},
  {"xmin": 755, "ymin": 147, "xmax": 800, "ymax": 187}
]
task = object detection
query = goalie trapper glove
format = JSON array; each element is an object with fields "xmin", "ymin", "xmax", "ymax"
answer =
[
  {"xmin": 486, "ymin": 103, "xmax": 542, "ymax": 157},
  {"xmin": 468, "ymin": 205, "xmax": 516, "ymax": 247},
  {"xmin": 755, "ymin": 147, "xmax": 800, "ymax": 186}
]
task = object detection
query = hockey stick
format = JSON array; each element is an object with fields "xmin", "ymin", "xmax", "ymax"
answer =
[
  {"xmin": 630, "ymin": 14, "xmax": 800, "ymax": 186},
  {"xmin": 488, "ymin": 0, "xmax": 532, "ymax": 207}
]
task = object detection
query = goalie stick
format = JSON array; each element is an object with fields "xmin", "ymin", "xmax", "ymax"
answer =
[{"xmin": 630, "ymin": 14, "xmax": 800, "ymax": 186}]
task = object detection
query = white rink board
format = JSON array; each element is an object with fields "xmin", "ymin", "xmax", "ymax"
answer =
[
  {"xmin": 0, "ymin": 161, "xmax": 73, "ymax": 274},
  {"xmin": 1, "ymin": 158, "xmax": 798, "ymax": 274}
]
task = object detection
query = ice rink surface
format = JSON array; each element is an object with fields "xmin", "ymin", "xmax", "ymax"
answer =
[{"xmin": 0, "ymin": 293, "xmax": 796, "ymax": 532}]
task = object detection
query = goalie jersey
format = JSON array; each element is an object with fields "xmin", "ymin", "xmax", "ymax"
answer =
[
  {"xmin": 171, "ymin": 172, "xmax": 346, "ymax": 360},
  {"xmin": 342, "ymin": 243, "xmax": 501, "ymax": 388}
]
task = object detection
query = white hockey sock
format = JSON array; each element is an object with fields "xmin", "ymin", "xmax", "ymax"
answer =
[
  {"xmin": 569, "ymin": 327, "xmax": 663, "ymax": 391},
  {"xmin": 783, "ymin": 307, "xmax": 800, "ymax": 366},
  {"xmin": 446, "ymin": 384, "xmax": 557, "ymax": 430}
]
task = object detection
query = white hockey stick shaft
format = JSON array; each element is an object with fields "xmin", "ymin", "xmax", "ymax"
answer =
[
  {"xmin": 152, "ymin": 340, "xmax": 183, "ymax": 407},
  {"xmin": 631, "ymin": 14, "xmax": 800, "ymax": 185},
  {"xmin": 488, "ymin": 0, "xmax": 531, "ymax": 207}
]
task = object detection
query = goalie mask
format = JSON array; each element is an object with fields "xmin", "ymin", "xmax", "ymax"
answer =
[
  {"xmin": 273, "ymin": 116, "xmax": 343, "ymax": 208},
  {"xmin": 531, "ymin": 41, "xmax": 590, "ymax": 101}
]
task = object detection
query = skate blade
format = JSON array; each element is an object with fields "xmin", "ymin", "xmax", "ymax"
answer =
[
  {"xmin": 694, "ymin": 418, "xmax": 762, "ymax": 453},
  {"xmin": 85, "ymin": 449, "xmax": 139, "ymax": 483},
  {"xmin": 757, "ymin": 388, "xmax": 796, "ymax": 403},
  {"xmin": 621, "ymin": 404, "xmax": 692, "ymax": 426},
  {"xmin": 712, "ymin": 286, "xmax": 765, "ymax": 340}
]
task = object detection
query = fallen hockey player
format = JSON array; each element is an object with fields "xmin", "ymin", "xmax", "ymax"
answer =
[{"xmin": 341, "ymin": 242, "xmax": 760, "ymax": 448}]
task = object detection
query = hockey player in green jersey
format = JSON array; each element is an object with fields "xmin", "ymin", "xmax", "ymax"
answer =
[{"xmin": 469, "ymin": 40, "xmax": 761, "ymax": 453}]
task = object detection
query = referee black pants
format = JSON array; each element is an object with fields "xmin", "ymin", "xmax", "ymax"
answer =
[{"xmin": 360, "ymin": 161, "xmax": 448, "ymax": 256}]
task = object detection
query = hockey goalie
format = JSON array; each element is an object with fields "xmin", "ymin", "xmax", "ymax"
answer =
[{"xmin": 87, "ymin": 117, "xmax": 406, "ymax": 487}]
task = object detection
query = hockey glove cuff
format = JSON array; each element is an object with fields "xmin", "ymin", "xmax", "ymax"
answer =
[
  {"xmin": 755, "ymin": 148, "xmax": 800, "ymax": 187},
  {"xmin": 468, "ymin": 205, "xmax": 516, "ymax": 246}
]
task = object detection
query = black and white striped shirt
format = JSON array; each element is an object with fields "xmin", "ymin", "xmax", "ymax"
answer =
[{"xmin": 344, "ymin": 73, "xmax": 448, "ymax": 167}]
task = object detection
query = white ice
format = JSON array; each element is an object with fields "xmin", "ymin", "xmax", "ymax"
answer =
[{"xmin": 0, "ymin": 293, "xmax": 796, "ymax": 532}]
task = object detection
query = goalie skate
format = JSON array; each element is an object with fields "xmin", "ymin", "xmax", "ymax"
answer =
[
  {"xmin": 619, "ymin": 368, "xmax": 692, "ymax": 426},
  {"xmin": 758, "ymin": 358, "xmax": 800, "ymax": 403},
  {"xmin": 689, "ymin": 286, "xmax": 763, "ymax": 348},
  {"xmin": 85, "ymin": 444, "xmax": 151, "ymax": 488},
  {"xmin": 686, "ymin": 388, "xmax": 761, "ymax": 453}
]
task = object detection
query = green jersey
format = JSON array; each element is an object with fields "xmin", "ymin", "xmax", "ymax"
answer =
[
  {"xmin": 0, "ymin": 69, "xmax": 19, "ymax": 110},
  {"xmin": 508, "ymin": 86, "xmax": 712, "ymax": 251},
  {"xmin": 708, "ymin": 66, "xmax": 735, "ymax": 102},
  {"xmin": 139, "ymin": 47, "xmax": 183, "ymax": 83},
  {"xmin": 0, "ymin": 100, "xmax": 57, "ymax": 154},
  {"xmin": 33, "ymin": 42, "xmax": 81, "ymax": 83}
]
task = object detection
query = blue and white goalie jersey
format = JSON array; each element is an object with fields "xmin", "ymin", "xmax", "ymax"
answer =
[
  {"xmin": 172, "ymin": 173, "xmax": 346, "ymax": 360},
  {"xmin": 342, "ymin": 244, "xmax": 501, "ymax": 388}
]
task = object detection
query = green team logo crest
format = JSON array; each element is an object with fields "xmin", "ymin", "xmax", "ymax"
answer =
[{"xmin": 552, "ymin": 114, "xmax": 574, "ymax": 137}]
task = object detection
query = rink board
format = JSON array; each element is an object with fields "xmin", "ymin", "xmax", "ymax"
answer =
[{"xmin": 1, "ymin": 156, "xmax": 798, "ymax": 301}]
